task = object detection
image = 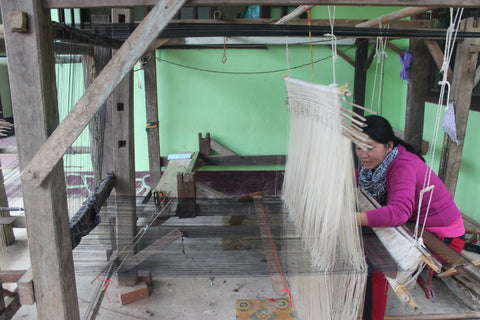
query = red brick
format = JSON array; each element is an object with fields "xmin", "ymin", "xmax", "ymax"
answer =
[{"xmin": 118, "ymin": 282, "xmax": 149, "ymax": 305}]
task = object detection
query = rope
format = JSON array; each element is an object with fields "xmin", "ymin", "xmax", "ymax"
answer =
[
  {"xmin": 370, "ymin": 28, "xmax": 389, "ymax": 114},
  {"xmin": 253, "ymin": 194, "xmax": 292, "ymax": 307},
  {"xmin": 413, "ymin": 7, "xmax": 464, "ymax": 244},
  {"xmin": 303, "ymin": 6, "xmax": 315, "ymax": 83},
  {"xmin": 326, "ymin": 6, "xmax": 337, "ymax": 85}
]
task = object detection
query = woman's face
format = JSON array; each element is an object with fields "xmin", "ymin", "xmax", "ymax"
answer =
[{"xmin": 355, "ymin": 139, "xmax": 393, "ymax": 170}]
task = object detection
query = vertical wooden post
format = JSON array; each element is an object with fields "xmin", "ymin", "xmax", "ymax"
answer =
[
  {"xmin": 438, "ymin": 18, "xmax": 480, "ymax": 196},
  {"xmin": 353, "ymin": 38, "xmax": 369, "ymax": 165},
  {"xmin": 112, "ymin": 8, "xmax": 136, "ymax": 262},
  {"xmin": 405, "ymin": 39, "xmax": 429, "ymax": 152},
  {"xmin": 87, "ymin": 14, "xmax": 114, "ymax": 185},
  {"xmin": 143, "ymin": 52, "xmax": 162, "ymax": 188},
  {"xmin": 0, "ymin": 1, "xmax": 80, "ymax": 319}
]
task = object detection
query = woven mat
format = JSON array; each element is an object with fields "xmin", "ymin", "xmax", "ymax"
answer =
[{"xmin": 236, "ymin": 298, "xmax": 296, "ymax": 320}]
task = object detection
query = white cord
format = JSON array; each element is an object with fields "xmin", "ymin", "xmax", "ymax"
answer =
[
  {"xmin": 414, "ymin": 7, "xmax": 464, "ymax": 243},
  {"xmin": 326, "ymin": 6, "xmax": 337, "ymax": 85}
]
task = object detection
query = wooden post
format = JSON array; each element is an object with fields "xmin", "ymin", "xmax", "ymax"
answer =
[
  {"xmin": 143, "ymin": 52, "xmax": 162, "ymax": 187},
  {"xmin": 20, "ymin": 0, "xmax": 187, "ymax": 187},
  {"xmin": 112, "ymin": 8, "xmax": 137, "ymax": 256},
  {"xmin": 404, "ymin": 38, "xmax": 429, "ymax": 152},
  {"xmin": 352, "ymin": 38, "xmax": 369, "ymax": 165},
  {"xmin": 438, "ymin": 18, "xmax": 480, "ymax": 196},
  {"xmin": 0, "ymin": 1, "xmax": 80, "ymax": 319}
]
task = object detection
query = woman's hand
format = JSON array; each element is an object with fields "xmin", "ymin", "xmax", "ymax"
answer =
[{"xmin": 356, "ymin": 212, "xmax": 369, "ymax": 226}]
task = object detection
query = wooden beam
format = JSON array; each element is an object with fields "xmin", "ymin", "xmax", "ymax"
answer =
[
  {"xmin": 0, "ymin": 1, "xmax": 80, "ymax": 318},
  {"xmin": 275, "ymin": 5, "xmax": 313, "ymax": 25},
  {"xmin": 352, "ymin": 38, "xmax": 369, "ymax": 164},
  {"xmin": 112, "ymin": 7, "xmax": 137, "ymax": 259},
  {"xmin": 355, "ymin": 7, "xmax": 434, "ymax": 28},
  {"xmin": 143, "ymin": 52, "xmax": 162, "ymax": 187},
  {"xmin": 0, "ymin": 270, "xmax": 27, "ymax": 283},
  {"xmin": 474, "ymin": 64, "xmax": 480, "ymax": 87},
  {"xmin": 385, "ymin": 41, "xmax": 405, "ymax": 57},
  {"xmin": 17, "ymin": 269, "xmax": 34, "ymax": 306},
  {"xmin": 404, "ymin": 38, "xmax": 429, "ymax": 153},
  {"xmin": 438, "ymin": 18, "xmax": 480, "ymax": 196},
  {"xmin": 43, "ymin": 1, "xmax": 479, "ymax": 9},
  {"xmin": 120, "ymin": 229, "xmax": 184, "ymax": 271},
  {"xmin": 424, "ymin": 39, "xmax": 453, "ymax": 84},
  {"xmin": 20, "ymin": 0, "xmax": 187, "ymax": 187}
]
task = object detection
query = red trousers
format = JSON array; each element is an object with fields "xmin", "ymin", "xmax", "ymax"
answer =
[{"xmin": 363, "ymin": 235, "xmax": 465, "ymax": 320}]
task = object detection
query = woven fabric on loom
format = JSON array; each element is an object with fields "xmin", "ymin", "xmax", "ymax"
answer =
[{"xmin": 282, "ymin": 77, "xmax": 367, "ymax": 319}]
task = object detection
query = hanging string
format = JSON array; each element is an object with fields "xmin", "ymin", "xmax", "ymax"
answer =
[
  {"xmin": 413, "ymin": 7, "xmax": 464, "ymax": 243},
  {"xmin": 303, "ymin": 6, "xmax": 315, "ymax": 83},
  {"xmin": 369, "ymin": 25, "xmax": 388, "ymax": 115},
  {"xmin": 285, "ymin": 36, "xmax": 292, "ymax": 77},
  {"xmin": 326, "ymin": 6, "xmax": 337, "ymax": 85},
  {"xmin": 222, "ymin": 37, "xmax": 227, "ymax": 64}
]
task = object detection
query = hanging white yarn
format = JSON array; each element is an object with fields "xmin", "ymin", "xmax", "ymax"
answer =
[
  {"xmin": 413, "ymin": 7, "xmax": 464, "ymax": 243},
  {"xmin": 283, "ymin": 77, "xmax": 367, "ymax": 319}
]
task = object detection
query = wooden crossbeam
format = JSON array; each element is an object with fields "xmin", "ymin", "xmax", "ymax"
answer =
[
  {"xmin": 43, "ymin": 1, "xmax": 480, "ymax": 9},
  {"xmin": 20, "ymin": 0, "xmax": 186, "ymax": 187}
]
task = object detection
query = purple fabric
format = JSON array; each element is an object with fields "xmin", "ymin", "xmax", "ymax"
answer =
[
  {"xmin": 399, "ymin": 51, "xmax": 413, "ymax": 81},
  {"xmin": 359, "ymin": 145, "xmax": 464, "ymax": 238}
]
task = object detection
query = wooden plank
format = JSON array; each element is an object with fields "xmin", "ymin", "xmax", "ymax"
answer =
[
  {"xmin": 424, "ymin": 39, "xmax": 453, "ymax": 84},
  {"xmin": 143, "ymin": 51, "xmax": 162, "ymax": 187},
  {"xmin": 0, "ymin": 1, "xmax": 80, "ymax": 319},
  {"xmin": 438, "ymin": 18, "xmax": 480, "ymax": 196},
  {"xmin": 17, "ymin": 269, "xmax": 34, "ymax": 306},
  {"xmin": 404, "ymin": 38, "xmax": 428, "ymax": 153},
  {"xmin": 43, "ymin": 0, "xmax": 480, "ymax": 9},
  {"xmin": 20, "ymin": 0, "xmax": 187, "ymax": 187}
]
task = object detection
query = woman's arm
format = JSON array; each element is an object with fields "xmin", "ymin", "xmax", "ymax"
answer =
[{"xmin": 356, "ymin": 212, "xmax": 369, "ymax": 226}]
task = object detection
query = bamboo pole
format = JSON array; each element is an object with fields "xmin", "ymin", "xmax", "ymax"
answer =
[{"xmin": 355, "ymin": 7, "xmax": 435, "ymax": 28}]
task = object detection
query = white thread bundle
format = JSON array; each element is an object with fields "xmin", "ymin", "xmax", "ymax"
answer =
[
  {"xmin": 373, "ymin": 226, "xmax": 425, "ymax": 302},
  {"xmin": 283, "ymin": 77, "xmax": 367, "ymax": 319}
]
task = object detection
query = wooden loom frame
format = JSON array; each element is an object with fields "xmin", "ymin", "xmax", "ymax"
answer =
[{"xmin": 0, "ymin": 1, "xmax": 479, "ymax": 319}]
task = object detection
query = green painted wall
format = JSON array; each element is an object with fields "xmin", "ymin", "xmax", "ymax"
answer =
[{"xmin": 52, "ymin": 6, "xmax": 480, "ymax": 221}]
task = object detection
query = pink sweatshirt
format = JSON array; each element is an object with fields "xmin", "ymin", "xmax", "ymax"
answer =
[{"xmin": 360, "ymin": 145, "xmax": 465, "ymax": 238}]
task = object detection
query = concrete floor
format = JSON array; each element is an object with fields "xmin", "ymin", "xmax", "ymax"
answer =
[
  {"xmin": 1, "ymin": 137, "xmax": 480, "ymax": 319},
  {"xmin": 4, "ymin": 220, "xmax": 480, "ymax": 320}
]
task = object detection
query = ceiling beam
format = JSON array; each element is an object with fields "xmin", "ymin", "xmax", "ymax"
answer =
[{"xmin": 43, "ymin": 0, "xmax": 479, "ymax": 9}]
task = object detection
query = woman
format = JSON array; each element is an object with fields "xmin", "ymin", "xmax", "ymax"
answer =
[{"xmin": 355, "ymin": 115, "xmax": 465, "ymax": 320}]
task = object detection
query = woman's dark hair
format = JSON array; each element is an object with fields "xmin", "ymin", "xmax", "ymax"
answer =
[{"xmin": 362, "ymin": 115, "xmax": 425, "ymax": 161}]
